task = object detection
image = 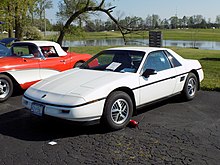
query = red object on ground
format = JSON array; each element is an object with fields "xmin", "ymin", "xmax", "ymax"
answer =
[{"xmin": 129, "ymin": 119, "xmax": 139, "ymax": 128}]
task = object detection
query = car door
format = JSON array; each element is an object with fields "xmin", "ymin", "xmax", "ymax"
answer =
[
  {"xmin": 139, "ymin": 50, "xmax": 177, "ymax": 105},
  {"xmin": 39, "ymin": 46, "xmax": 71, "ymax": 79},
  {"xmin": 9, "ymin": 44, "xmax": 41, "ymax": 88}
]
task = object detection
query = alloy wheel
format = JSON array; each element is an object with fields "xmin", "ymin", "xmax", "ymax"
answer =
[
  {"xmin": 111, "ymin": 99, "xmax": 129, "ymax": 125},
  {"xmin": 187, "ymin": 77, "xmax": 196, "ymax": 97},
  {"xmin": 0, "ymin": 78, "xmax": 10, "ymax": 99}
]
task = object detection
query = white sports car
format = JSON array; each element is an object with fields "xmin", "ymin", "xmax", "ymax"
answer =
[{"xmin": 22, "ymin": 47, "xmax": 204, "ymax": 130}]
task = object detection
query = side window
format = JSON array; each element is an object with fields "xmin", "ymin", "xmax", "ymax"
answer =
[
  {"xmin": 164, "ymin": 50, "xmax": 182, "ymax": 67},
  {"xmin": 143, "ymin": 51, "xmax": 172, "ymax": 72},
  {"xmin": 12, "ymin": 45, "xmax": 40, "ymax": 58}
]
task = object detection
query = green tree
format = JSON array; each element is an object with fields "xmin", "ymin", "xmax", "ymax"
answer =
[
  {"xmin": 84, "ymin": 20, "xmax": 95, "ymax": 32},
  {"xmin": 0, "ymin": 0, "xmax": 37, "ymax": 40},
  {"xmin": 35, "ymin": 0, "xmax": 53, "ymax": 31},
  {"xmin": 169, "ymin": 16, "xmax": 178, "ymax": 29},
  {"xmin": 120, "ymin": 16, "xmax": 143, "ymax": 29},
  {"xmin": 182, "ymin": 16, "xmax": 188, "ymax": 28},
  {"xmin": 0, "ymin": 0, "xmax": 15, "ymax": 37},
  {"xmin": 145, "ymin": 14, "xmax": 161, "ymax": 29},
  {"xmin": 14, "ymin": 0, "xmax": 28, "ymax": 40},
  {"xmin": 145, "ymin": 15, "xmax": 153, "ymax": 29},
  {"xmin": 104, "ymin": 19, "xmax": 115, "ymax": 31},
  {"xmin": 188, "ymin": 16, "xmax": 194, "ymax": 28},
  {"xmin": 215, "ymin": 15, "xmax": 220, "ymax": 28},
  {"xmin": 152, "ymin": 14, "xmax": 160, "ymax": 28}
]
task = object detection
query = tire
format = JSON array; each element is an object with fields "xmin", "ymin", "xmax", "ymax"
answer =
[
  {"xmin": 74, "ymin": 62, "xmax": 84, "ymax": 68},
  {"xmin": 102, "ymin": 91, "xmax": 133, "ymax": 130},
  {"xmin": 0, "ymin": 74, "xmax": 13, "ymax": 102},
  {"xmin": 182, "ymin": 72, "xmax": 198, "ymax": 101}
]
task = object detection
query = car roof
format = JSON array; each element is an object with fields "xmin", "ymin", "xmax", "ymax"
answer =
[
  {"xmin": 107, "ymin": 47, "xmax": 169, "ymax": 54},
  {"xmin": 15, "ymin": 40, "xmax": 58, "ymax": 46},
  {"xmin": 13, "ymin": 40, "xmax": 67, "ymax": 56}
]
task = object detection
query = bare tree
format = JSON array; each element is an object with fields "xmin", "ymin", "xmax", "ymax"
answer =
[{"xmin": 56, "ymin": 0, "xmax": 141, "ymax": 45}]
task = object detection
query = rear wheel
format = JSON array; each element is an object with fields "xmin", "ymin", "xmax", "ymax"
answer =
[
  {"xmin": 182, "ymin": 73, "xmax": 198, "ymax": 100},
  {"xmin": 74, "ymin": 62, "xmax": 84, "ymax": 68},
  {"xmin": 102, "ymin": 91, "xmax": 133, "ymax": 130},
  {"xmin": 0, "ymin": 74, "xmax": 13, "ymax": 102}
]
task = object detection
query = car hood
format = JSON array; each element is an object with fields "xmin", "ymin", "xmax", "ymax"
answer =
[{"xmin": 25, "ymin": 69, "xmax": 138, "ymax": 106}]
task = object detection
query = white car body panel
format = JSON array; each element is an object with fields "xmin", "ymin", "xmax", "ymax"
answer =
[
  {"xmin": 8, "ymin": 69, "xmax": 40, "ymax": 84},
  {"xmin": 7, "ymin": 68, "xmax": 61, "ymax": 85},
  {"xmin": 39, "ymin": 68, "xmax": 61, "ymax": 79},
  {"xmin": 139, "ymin": 68, "xmax": 177, "ymax": 104},
  {"xmin": 24, "ymin": 69, "xmax": 140, "ymax": 105},
  {"xmin": 182, "ymin": 59, "xmax": 204, "ymax": 81},
  {"xmin": 23, "ymin": 47, "xmax": 204, "ymax": 123}
]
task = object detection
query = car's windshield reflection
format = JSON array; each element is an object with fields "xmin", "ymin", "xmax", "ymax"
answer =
[{"xmin": 81, "ymin": 50, "xmax": 145, "ymax": 73}]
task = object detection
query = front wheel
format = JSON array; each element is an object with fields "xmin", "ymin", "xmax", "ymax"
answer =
[
  {"xmin": 101, "ymin": 91, "xmax": 133, "ymax": 130},
  {"xmin": 182, "ymin": 73, "xmax": 198, "ymax": 101},
  {"xmin": 0, "ymin": 75, "xmax": 13, "ymax": 102}
]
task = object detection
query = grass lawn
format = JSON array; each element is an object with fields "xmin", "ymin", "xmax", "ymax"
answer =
[
  {"xmin": 162, "ymin": 29, "xmax": 220, "ymax": 41},
  {"xmin": 70, "ymin": 46, "xmax": 220, "ymax": 92},
  {"xmin": 60, "ymin": 29, "xmax": 220, "ymax": 42}
]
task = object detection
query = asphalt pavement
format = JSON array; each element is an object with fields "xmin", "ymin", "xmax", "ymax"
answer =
[{"xmin": 0, "ymin": 91, "xmax": 220, "ymax": 164}]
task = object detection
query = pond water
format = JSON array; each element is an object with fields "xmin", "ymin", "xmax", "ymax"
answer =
[{"xmin": 62, "ymin": 38, "xmax": 220, "ymax": 50}]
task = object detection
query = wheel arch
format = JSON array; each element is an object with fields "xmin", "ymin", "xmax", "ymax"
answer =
[
  {"xmin": 106, "ymin": 87, "xmax": 137, "ymax": 116},
  {"xmin": 0, "ymin": 72, "xmax": 21, "ymax": 91},
  {"xmin": 74, "ymin": 60, "xmax": 85, "ymax": 67}
]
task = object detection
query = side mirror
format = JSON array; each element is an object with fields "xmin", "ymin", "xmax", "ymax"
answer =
[{"xmin": 142, "ymin": 69, "xmax": 157, "ymax": 78}]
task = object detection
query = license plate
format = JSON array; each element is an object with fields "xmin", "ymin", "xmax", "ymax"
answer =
[{"xmin": 31, "ymin": 102, "xmax": 44, "ymax": 116}]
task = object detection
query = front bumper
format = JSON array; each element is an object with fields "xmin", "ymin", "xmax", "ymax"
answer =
[{"xmin": 22, "ymin": 96, "xmax": 105, "ymax": 122}]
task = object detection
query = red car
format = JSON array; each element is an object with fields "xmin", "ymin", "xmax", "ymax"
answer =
[{"xmin": 0, "ymin": 40, "xmax": 92, "ymax": 102}]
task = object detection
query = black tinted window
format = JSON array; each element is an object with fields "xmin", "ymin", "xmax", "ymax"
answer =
[{"xmin": 164, "ymin": 50, "xmax": 182, "ymax": 67}]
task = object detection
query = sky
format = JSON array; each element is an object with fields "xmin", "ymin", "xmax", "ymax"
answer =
[{"xmin": 47, "ymin": 0, "xmax": 220, "ymax": 23}]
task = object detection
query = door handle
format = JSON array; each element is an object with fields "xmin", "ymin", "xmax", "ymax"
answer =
[{"xmin": 60, "ymin": 60, "xmax": 66, "ymax": 62}]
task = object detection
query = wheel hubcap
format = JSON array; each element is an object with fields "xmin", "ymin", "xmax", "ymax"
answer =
[
  {"xmin": 111, "ymin": 99, "xmax": 129, "ymax": 124},
  {"xmin": 0, "ymin": 79, "xmax": 10, "ymax": 98},
  {"xmin": 187, "ymin": 78, "xmax": 196, "ymax": 97}
]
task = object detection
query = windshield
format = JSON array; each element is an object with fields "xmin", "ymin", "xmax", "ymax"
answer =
[
  {"xmin": 0, "ymin": 44, "xmax": 10, "ymax": 56},
  {"xmin": 81, "ymin": 50, "xmax": 145, "ymax": 73}
]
